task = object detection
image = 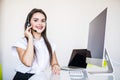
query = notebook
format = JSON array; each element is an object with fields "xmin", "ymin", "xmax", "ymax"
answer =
[
  {"xmin": 61, "ymin": 49, "xmax": 91, "ymax": 71},
  {"xmin": 60, "ymin": 49, "xmax": 89, "ymax": 79}
]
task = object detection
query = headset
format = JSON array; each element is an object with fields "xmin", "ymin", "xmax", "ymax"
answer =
[
  {"xmin": 27, "ymin": 18, "xmax": 31, "ymax": 27},
  {"xmin": 27, "ymin": 22, "xmax": 31, "ymax": 27},
  {"xmin": 26, "ymin": 19, "xmax": 37, "ymax": 32}
]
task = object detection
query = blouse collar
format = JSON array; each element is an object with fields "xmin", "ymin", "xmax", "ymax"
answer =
[{"xmin": 33, "ymin": 36, "xmax": 44, "ymax": 42}]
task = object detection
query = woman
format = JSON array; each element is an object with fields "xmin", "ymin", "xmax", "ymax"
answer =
[{"xmin": 12, "ymin": 8, "xmax": 60, "ymax": 80}]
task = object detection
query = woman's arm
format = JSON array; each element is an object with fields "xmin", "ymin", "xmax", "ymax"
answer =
[
  {"xmin": 16, "ymin": 38, "xmax": 34, "ymax": 67},
  {"xmin": 17, "ymin": 26, "xmax": 34, "ymax": 67},
  {"xmin": 51, "ymin": 52, "xmax": 60, "ymax": 74}
]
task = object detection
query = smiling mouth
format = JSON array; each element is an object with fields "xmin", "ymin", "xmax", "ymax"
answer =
[{"xmin": 36, "ymin": 26, "xmax": 43, "ymax": 30}]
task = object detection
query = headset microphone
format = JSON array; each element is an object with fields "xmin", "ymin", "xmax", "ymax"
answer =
[
  {"xmin": 27, "ymin": 23, "xmax": 37, "ymax": 32},
  {"xmin": 32, "ymin": 29, "xmax": 37, "ymax": 32},
  {"xmin": 27, "ymin": 20, "xmax": 37, "ymax": 32}
]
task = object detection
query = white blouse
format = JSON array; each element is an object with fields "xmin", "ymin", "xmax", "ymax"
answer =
[{"xmin": 12, "ymin": 37, "xmax": 56, "ymax": 74}]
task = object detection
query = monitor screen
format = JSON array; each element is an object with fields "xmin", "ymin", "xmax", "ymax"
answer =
[{"xmin": 86, "ymin": 8, "xmax": 107, "ymax": 66}]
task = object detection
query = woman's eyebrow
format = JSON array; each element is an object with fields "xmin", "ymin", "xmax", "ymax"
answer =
[
  {"xmin": 33, "ymin": 18, "xmax": 39, "ymax": 20},
  {"xmin": 33, "ymin": 18, "xmax": 45, "ymax": 20}
]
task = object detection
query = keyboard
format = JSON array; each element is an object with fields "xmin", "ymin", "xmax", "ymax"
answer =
[
  {"xmin": 69, "ymin": 70, "xmax": 84, "ymax": 79},
  {"xmin": 61, "ymin": 66, "xmax": 85, "ymax": 71}
]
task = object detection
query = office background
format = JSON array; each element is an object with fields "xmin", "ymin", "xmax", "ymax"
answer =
[{"xmin": 0, "ymin": 0, "xmax": 120, "ymax": 80}]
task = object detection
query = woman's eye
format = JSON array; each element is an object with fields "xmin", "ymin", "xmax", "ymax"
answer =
[
  {"xmin": 42, "ymin": 19, "xmax": 46, "ymax": 22},
  {"xmin": 34, "ymin": 19, "xmax": 38, "ymax": 22}
]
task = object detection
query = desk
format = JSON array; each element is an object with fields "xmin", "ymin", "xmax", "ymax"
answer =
[
  {"xmin": 29, "ymin": 70, "xmax": 114, "ymax": 80},
  {"xmin": 56, "ymin": 71, "xmax": 114, "ymax": 80}
]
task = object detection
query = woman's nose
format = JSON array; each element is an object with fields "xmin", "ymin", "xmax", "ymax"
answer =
[{"xmin": 38, "ymin": 21, "xmax": 42, "ymax": 25}]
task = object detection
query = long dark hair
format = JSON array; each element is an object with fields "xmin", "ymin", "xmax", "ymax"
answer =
[{"xmin": 24, "ymin": 8, "xmax": 52, "ymax": 64}]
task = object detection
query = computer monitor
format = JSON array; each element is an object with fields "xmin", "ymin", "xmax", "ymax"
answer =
[{"xmin": 86, "ymin": 8, "xmax": 107, "ymax": 67}]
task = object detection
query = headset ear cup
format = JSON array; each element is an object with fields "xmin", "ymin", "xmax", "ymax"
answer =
[
  {"xmin": 27, "ymin": 19, "xmax": 31, "ymax": 27},
  {"xmin": 27, "ymin": 17, "xmax": 30, "ymax": 27},
  {"xmin": 27, "ymin": 23, "xmax": 30, "ymax": 27}
]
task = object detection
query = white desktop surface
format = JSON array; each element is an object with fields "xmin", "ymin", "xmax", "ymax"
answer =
[
  {"xmin": 60, "ymin": 71, "xmax": 114, "ymax": 80},
  {"xmin": 29, "ymin": 70, "xmax": 116, "ymax": 80},
  {"xmin": 28, "ymin": 63, "xmax": 120, "ymax": 80}
]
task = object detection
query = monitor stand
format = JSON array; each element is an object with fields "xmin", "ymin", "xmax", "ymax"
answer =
[
  {"xmin": 86, "ymin": 58, "xmax": 103, "ymax": 67},
  {"xmin": 104, "ymin": 49, "xmax": 113, "ymax": 73},
  {"xmin": 86, "ymin": 49, "xmax": 113, "ymax": 74}
]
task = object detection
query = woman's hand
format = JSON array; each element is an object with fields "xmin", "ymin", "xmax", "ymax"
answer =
[
  {"xmin": 52, "ymin": 64, "xmax": 60, "ymax": 75},
  {"xmin": 24, "ymin": 26, "xmax": 33, "ymax": 39}
]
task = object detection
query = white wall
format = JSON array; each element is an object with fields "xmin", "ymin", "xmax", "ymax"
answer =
[
  {"xmin": 105, "ymin": 0, "xmax": 120, "ymax": 64},
  {"xmin": 0, "ymin": 0, "xmax": 2, "ymax": 64},
  {"xmin": 0, "ymin": 1, "xmax": 1, "ymax": 64},
  {"xmin": 1, "ymin": 0, "xmax": 120, "ymax": 80}
]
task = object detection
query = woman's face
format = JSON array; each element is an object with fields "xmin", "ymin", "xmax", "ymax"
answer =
[{"xmin": 30, "ymin": 12, "xmax": 46, "ymax": 34}]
